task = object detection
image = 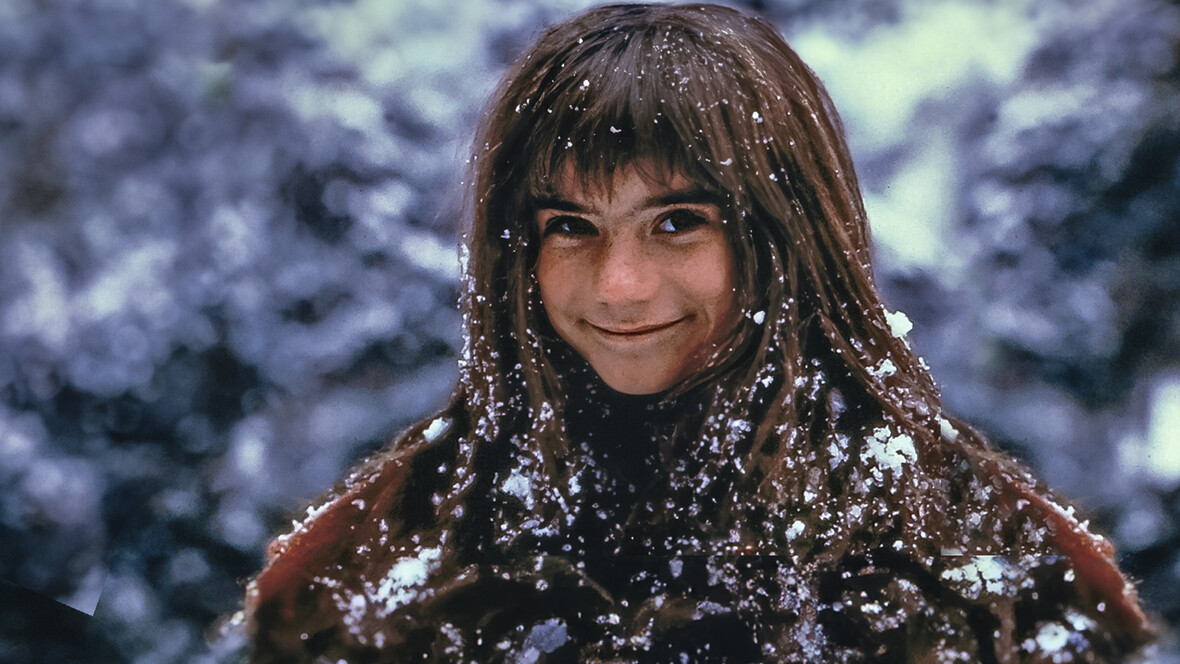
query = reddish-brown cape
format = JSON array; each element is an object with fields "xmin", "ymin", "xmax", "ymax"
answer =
[
  {"xmin": 976, "ymin": 454, "xmax": 1155, "ymax": 642},
  {"xmin": 247, "ymin": 434, "xmax": 1157, "ymax": 649}
]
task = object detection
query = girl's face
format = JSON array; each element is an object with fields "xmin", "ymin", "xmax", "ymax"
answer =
[{"xmin": 535, "ymin": 164, "xmax": 739, "ymax": 395}]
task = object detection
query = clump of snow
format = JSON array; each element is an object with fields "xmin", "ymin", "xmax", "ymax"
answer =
[
  {"xmin": 1062, "ymin": 609, "xmax": 1096, "ymax": 633},
  {"xmin": 372, "ymin": 547, "xmax": 442, "ymax": 618},
  {"xmin": 938, "ymin": 417, "xmax": 958, "ymax": 442},
  {"xmin": 786, "ymin": 519, "xmax": 806, "ymax": 540},
  {"xmin": 728, "ymin": 419, "xmax": 752, "ymax": 439},
  {"xmin": 669, "ymin": 558, "xmax": 683, "ymax": 578},
  {"xmin": 883, "ymin": 310, "xmax": 913, "ymax": 338},
  {"xmin": 940, "ymin": 556, "xmax": 1012, "ymax": 599},
  {"xmin": 501, "ymin": 469, "xmax": 535, "ymax": 508},
  {"xmin": 533, "ymin": 401, "xmax": 555, "ymax": 425},
  {"xmin": 827, "ymin": 433, "xmax": 849, "ymax": 469},
  {"xmin": 694, "ymin": 601, "xmax": 730, "ymax": 618},
  {"xmin": 422, "ymin": 416, "xmax": 450, "ymax": 442},
  {"xmin": 868, "ymin": 358, "xmax": 897, "ymax": 379},
  {"xmin": 1022, "ymin": 622, "xmax": 1072, "ymax": 656},
  {"xmin": 523, "ymin": 619, "xmax": 569, "ymax": 654},
  {"xmin": 862, "ymin": 427, "xmax": 917, "ymax": 473},
  {"xmin": 439, "ymin": 622, "xmax": 465, "ymax": 655}
]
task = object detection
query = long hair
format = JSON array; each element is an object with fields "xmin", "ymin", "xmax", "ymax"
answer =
[
  {"xmin": 451, "ymin": 2, "xmax": 947, "ymax": 562},
  {"xmin": 245, "ymin": 6, "xmax": 1157, "ymax": 657}
]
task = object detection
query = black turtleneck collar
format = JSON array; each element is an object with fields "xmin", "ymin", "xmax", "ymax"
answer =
[{"xmin": 561, "ymin": 364, "xmax": 684, "ymax": 471}]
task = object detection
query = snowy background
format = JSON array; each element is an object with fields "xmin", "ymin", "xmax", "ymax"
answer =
[{"xmin": 0, "ymin": 0, "xmax": 1177, "ymax": 661}]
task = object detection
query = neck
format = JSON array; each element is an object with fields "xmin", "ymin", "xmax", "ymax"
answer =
[{"xmin": 563, "ymin": 367, "xmax": 688, "ymax": 468}]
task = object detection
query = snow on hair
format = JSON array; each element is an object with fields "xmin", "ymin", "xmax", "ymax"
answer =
[{"xmin": 458, "ymin": 2, "xmax": 946, "ymax": 558}]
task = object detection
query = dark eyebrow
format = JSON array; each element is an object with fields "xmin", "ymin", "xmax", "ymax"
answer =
[
  {"xmin": 531, "ymin": 196, "xmax": 589, "ymax": 213},
  {"xmin": 531, "ymin": 186, "xmax": 724, "ymax": 215},
  {"xmin": 643, "ymin": 187, "xmax": 724, "ymax": 209}
]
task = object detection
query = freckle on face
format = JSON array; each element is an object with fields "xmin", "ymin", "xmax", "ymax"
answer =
[{"xmin": 535, "ymin": 164, "xmax": 738, "ymax": 394}]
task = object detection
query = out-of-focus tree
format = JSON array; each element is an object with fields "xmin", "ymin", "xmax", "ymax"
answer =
[{"xmin": 0, "ymin": 0, "xmax": 1175, "ymax": 661}]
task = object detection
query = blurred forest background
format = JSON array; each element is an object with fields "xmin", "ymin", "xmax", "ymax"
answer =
[{"xmin": 0, "ymin": 0, "xmax": 1177, "ymax": 661}]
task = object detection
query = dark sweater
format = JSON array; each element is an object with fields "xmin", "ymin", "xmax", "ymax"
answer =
[{"xmin": 242, "ymin": 383, "xmax": 1155, "ymax": 663}]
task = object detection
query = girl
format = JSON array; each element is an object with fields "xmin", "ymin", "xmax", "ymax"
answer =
[{"xmin": 242, "ymin": 3, "xmax": 1155, "ymax": 661}]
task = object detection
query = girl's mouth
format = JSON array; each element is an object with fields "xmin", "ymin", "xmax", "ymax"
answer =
[{"xmin": 589, "ymin": 317, "xmax": 686, "ymax": 337}]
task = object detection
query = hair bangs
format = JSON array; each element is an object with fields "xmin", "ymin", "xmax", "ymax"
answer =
[{"xmin": 522, "ymin": 17, "xmax": 745, "ymax": 208}]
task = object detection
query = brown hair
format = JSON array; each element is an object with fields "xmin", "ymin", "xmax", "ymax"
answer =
[
  {"xmin": 245, "ymin": 5, "xmax": 1156, "ymax": 656},
  {"xmin": 453, "ymin": 2, "xmax": 946, "ymax": 561}
]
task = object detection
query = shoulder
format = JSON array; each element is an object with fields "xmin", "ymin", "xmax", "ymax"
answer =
[
  {"xmin": 244, "ymin": 410, "xmax": 463, "ymax": 659},
  {"xmin": 260, "ymin": 411, "xmax": 457, "ymax": 578},
  {"xmin": 932, "ymin": 416, "xmax": 1156, "ymax": 657}
]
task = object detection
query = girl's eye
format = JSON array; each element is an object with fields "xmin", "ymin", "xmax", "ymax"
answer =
[
  {"xmin": 656, "ymin": 209, "xmax": 709, "ymax": 234},
  {"xmin": 543, "ymin": 216, "xmax": 597, "ymax": 237}
]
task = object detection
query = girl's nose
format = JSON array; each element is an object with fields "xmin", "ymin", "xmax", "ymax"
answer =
[{"xmin": 594, "ymin": 237, "xmax": 657, "ymax": 305}]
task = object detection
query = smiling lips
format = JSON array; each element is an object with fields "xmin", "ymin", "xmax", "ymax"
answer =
[{"xmin": 588, "ymin": 317, "xmax": 687, "ymax": 338}]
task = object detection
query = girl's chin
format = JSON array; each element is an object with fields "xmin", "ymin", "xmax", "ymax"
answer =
[{"xmin": 593, "ymin": 368, "xmax": 680, "ymax": 395}]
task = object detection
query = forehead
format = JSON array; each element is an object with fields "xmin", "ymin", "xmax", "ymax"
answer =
[{"xmin": 541, "ymin": 159, "xmax": 712, "ymax": 205}]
